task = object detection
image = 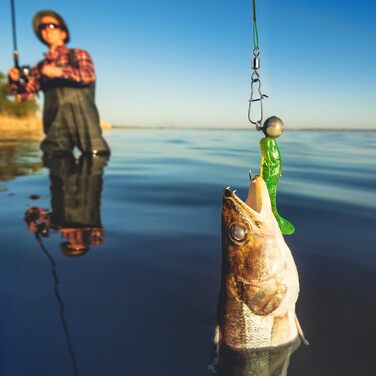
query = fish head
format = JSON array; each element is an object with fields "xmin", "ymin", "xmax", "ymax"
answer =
[{"xmin": 221, "ymin": 176, "xmax": 299, "ymax": 317}]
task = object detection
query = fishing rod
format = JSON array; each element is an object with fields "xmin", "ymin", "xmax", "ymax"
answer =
[
  {"xmin": 10, "ymin": 0, "xmax": 19, "ymax": 68},
  {"xmin": 34, "ymin": 232, "xmax": 81, "ymax": 376},
  {"xmin": 24, "ymin": 207, "xmax": 80, "ymax": 375},
  {"xmin": 10, "ymin": 0, "xmax": 31, "ymax": 81}
]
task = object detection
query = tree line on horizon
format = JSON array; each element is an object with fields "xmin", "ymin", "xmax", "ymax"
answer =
[{"xmin": 0, "ymin": 71, "xmax": 38, "ymax": 118}]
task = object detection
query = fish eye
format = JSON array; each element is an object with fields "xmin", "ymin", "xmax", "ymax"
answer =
[{"xmin": 229, "ymin": 224, "xmax": 247, "ymax": 243}]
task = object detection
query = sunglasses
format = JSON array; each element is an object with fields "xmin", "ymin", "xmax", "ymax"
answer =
[{"xmin": 38, "ymin": 23, "xmax": 62, "ymax": 32}]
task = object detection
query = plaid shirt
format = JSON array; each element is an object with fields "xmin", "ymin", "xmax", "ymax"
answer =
[{"xmin": 9, "ymin": 45, "xmax": 96, "ymax": 99}]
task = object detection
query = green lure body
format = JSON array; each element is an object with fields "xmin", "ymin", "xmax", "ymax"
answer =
[{"xmin": 260, "ymin": 137, "xmax": 295, "ymax": 235}]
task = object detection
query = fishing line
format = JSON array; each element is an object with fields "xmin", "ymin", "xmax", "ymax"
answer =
[
  {"xmin": 246, "ymin": 1, "xmax": 295, "ymax": 234},
  {"xmin": 252, "ymin": 0, "xmax": 259, "ymax": 50},
  {"xmin": 248, "ymin": 0, "xmax": 268, "ymax": 130}
]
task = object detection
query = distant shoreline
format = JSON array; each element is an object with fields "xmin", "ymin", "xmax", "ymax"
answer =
[
  {"xmin": 0, "ymin": 116, "xmax": 112, "ymax": 139},
  {"xmin": 111, "ymin": 125, "xmax": 376, "ymax": 132},
  {"xmin": 0, "ymin": 118, "xmax": 376, "ymax": 137}
]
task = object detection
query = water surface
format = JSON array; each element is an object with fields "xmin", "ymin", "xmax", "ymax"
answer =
[{"xmin": 0, "ymin": 130, "xmax": 375, "ymax": 375}]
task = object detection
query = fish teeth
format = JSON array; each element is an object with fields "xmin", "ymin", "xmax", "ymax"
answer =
[{"xmin": 224, "ymin": 187, "xmax": 233, "ymax": 198}]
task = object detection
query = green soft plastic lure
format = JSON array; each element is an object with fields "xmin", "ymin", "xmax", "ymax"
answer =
[{"xmin": 259, "ymin": 117, "xmax": 295, "ymax": 235}]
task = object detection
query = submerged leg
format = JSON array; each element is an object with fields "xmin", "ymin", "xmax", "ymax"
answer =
[
  {"xmin": 40, "ymin": 114, "xmax": 74, "ymax": 156},
  {"xmin": 71, "ymin": 88, "xmax": 111, "ymax": 156}
]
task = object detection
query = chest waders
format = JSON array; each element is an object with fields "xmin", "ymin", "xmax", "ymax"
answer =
[
  {"xmin": 40, "ymin": 50, "xmax": 110, "ymax": 156},
  {"xmin": 46, "ymin": 155, "xmax": 106, "ymax": 228}
]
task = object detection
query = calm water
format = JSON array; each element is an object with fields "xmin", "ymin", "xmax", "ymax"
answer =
[{"xmin": 0, "ymin": 129, "xmax": 375, "ymax": 376}]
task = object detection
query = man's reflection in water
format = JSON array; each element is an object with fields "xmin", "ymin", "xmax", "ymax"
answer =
[
  {"xmin": 213, "ymin": 339, "xmax": 301, "ymax": 376},
  {"xmin": 23, "ymin": 154, "xmax": 108, "ymax": 376},
  {"xmin": 25, "ymin": 153, "xmax": 108, "ymax": 256}
]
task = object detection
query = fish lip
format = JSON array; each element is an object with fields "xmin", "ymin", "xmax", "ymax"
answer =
[{"xmin": 222, "ymin": 178, "xmax": 263, "ymax": 219}]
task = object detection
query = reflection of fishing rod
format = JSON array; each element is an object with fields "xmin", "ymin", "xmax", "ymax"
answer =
[
  {"xmin": 10, "ymin": 0, "xmax": 30, "ymax": 79},
  {"xmin": 34, "ymin": 232, "xmax": 80, "ymax": 376}
]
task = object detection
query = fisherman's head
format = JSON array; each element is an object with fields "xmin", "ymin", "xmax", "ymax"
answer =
[
  {"xmin": 60, "ymin": 242, "xmax": 89, "ymax": 257},
  {"xmin": 33, "ymin": 10, "xmax": 70, "ymax": 46},
  {"xmin": 60, "ymin": 228, "xmax": 89, "ymax": 257},
  {"xmin": 59, "ymin": 227, "xmax": 104, "ymax": 257}
]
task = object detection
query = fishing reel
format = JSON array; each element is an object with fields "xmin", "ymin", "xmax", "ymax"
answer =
[
  {"xmin": 13, "ymin": 49, "xmax": 31, "ymax": 83},
  {"xmin": 13, "ymin": 64, "xmax": 31, "ymax": 95},
  {"xmin": 24, "ymin": 207, "xmax": 51, "ymax": 237},
  {"xmin": 18, "ymin": 64, "xmax": 31, "ymax": 82}
]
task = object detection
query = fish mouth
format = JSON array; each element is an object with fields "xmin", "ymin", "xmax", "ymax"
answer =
[{"xmin": 223, "ymin": 176, "xmax": 270, "ymax": 220}]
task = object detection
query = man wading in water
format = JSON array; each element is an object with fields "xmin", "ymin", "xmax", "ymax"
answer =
[{"xmin": 8, "ymin": 10, "xmax": 110, "ymax": 156}]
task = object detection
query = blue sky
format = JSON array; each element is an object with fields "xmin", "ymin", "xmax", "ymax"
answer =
[{"xmin": 0, "ymin": 0, "xmax": 375, "ymax": 128}]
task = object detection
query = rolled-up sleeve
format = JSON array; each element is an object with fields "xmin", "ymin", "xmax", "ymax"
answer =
[{"xmin": 62, "ymin": 49, "xmax": 96, "ymax": 85}]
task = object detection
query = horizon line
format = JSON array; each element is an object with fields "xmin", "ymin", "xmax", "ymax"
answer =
[{"xmin": 111, "ymin": 125, "xmax": 376, "ymax": 132}]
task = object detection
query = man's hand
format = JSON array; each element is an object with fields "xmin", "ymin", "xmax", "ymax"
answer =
[
  {"xmin": 41, "ymin": 64, "xmax": 63, "ymax": 78},
  {"xmin": 8, "ymin": 67, "xmax": 20, "ymax": 81},
  {"xmin": 15, "ymin": 94, "xmax": 35, "ymax": 102}
]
